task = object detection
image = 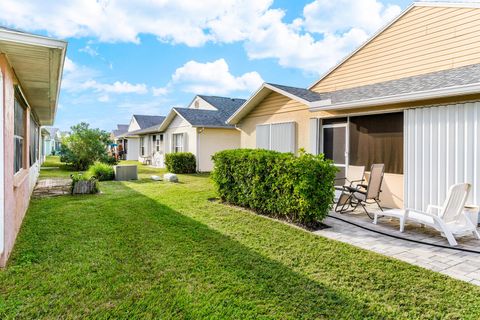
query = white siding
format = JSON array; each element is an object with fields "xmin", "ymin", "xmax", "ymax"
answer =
[{"xmin": 405, "ymin": 102, "xmax": 480, "ymax": 211}]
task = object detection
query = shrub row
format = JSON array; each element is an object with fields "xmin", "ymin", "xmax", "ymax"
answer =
[
  {"xmin": 165, "ymin": 152, "xmax": 196, "ymax": 173},
  {"xmin": 211, "ymin": 149, "xmax": 337, "ymax": 226}
]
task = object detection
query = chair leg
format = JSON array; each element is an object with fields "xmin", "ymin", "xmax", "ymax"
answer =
[
  {"xmin": 472, "ymin": 229, "xmax": 480, "ymax": 240},
  {"xmin": 399, "ymin": 217, "xmax": 405, "ymax": 233},
  {"xmin": 374, "ymin": 199, "xmax": 383, "ymax": 212},
  {"xmin": 443, "ymin": 229, "xmax": 458, "ymax": 246}
]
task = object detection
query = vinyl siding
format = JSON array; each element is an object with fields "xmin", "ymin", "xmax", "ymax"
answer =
[{"xmin": 312, "ymin": 6, "xmax": 480, "ymax": 92}]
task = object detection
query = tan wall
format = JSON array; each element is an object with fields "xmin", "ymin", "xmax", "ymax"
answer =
[
  {"xmin": 312, "ymin": 6, "xmax": 480, "ymax": 92},
  {"xmin": 238, "ymin": 92, "xmax": 315, "ymax": 152},
  {"xmin": 0, "ymin": 54, "xmax": 41, "ymax": 266},
  {"xmin": 197, "ymin": 128, "xmax": 240, "ymax": 172}
]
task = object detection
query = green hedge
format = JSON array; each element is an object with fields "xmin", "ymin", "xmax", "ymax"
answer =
[
  {"xmin": 165, "ymin": 152, "xmax": 196, "ymax": 173},
  {"xmin": 211, "ymin": 149, "xmax": 337, "ymax": 226}
]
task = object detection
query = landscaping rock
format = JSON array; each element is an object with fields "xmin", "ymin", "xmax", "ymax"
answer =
[
  {"xmin": 163, "ymin": 173, "xmax": 178, "ymax": 182},
  {"xmin": 151, "ymin": 175, "xmax": 162, "ymax": 181}
]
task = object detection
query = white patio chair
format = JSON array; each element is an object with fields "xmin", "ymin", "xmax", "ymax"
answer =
[{"xmin": 374, "ymin": 183, "xmax": 480, "ymax": 246}]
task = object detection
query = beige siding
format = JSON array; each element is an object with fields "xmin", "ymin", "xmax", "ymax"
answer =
[
  {"xmin": 237, "ymin": 92, "xmax": 315, "ymax": 152},
  {"xmin": 163, "ymin": 115, "xmax": 197, "ymax": 156},
  {"xmin": 312, "ymin": 6, "xmax": 480, "ymax": 92},
  {"xmin": 197, "ymin": 128, "xmax": 240, "ymax": 172}
]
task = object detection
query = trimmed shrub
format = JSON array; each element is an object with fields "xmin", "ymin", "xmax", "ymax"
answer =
[
  {"xmin": 211, "ymin": 149, "xmax": 337, "ymax": 226},
  {"xmin": 165, "ymin": 152, "xmax": 196, "ymax": 174},
  {"xmin": 87, "ymin": 162, "xmax": 114, "ymax": 181}
]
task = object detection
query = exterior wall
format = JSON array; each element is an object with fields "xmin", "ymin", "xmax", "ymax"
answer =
[
  {"xmin": 126, "ymin": 137, "xmax": 140, "ymax": 161},
  {"xmin": 312, "ymin": 6, "xmax": 480, "ymax": 92},
  {"xmin": 163, "ymin": 115, "xmax": 197, "ymax": 157},
  {"xmin": 237, "ymin": 92, "xmax": 314, "ymax": 152},
  {"xmin": 197, "ymin": 128, "xmax": 240, "ymax": 172},
  {"xmin": 0, "ymin": 54, "xmax": 42, "ymax": 267}
]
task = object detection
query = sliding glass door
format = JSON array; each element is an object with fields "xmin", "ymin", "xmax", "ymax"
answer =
[{"xmin": 322, "ymin": 121, "xmax": 348, "ymax": 184}]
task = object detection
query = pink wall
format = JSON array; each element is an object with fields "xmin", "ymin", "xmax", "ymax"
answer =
[{"xmin": 0, "ymin": 54, "xmax": 37, "ymax": 267}]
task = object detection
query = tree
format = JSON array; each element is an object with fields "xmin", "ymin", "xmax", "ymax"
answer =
[{"xmin": 60, "ymin": 122, "xmax": 112, "ymax": 170}]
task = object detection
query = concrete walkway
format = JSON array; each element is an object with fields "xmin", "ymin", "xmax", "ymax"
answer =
[
  {"xmin": 315, "ymin": 213, "xmax": 480, "ymax": 285},
  {"xmin": 33, "ymin": 178, "xmax": 71, "ymax": 198}
]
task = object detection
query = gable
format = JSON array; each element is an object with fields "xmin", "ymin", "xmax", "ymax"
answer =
[
  {"xmin": 128, "ymin": 117, "xmax": 140, "ymax": 132},
  {"xmin": 168, "ymin": 113, "xmax": 191, "ymax": 129},
  {"xmin": 188, "ymin": 96, "xmax": 217, "ymax": 111},
  {"xmin": 311, "ymin": 5, "xmax": 480, "ymax": 93},
  {"xmin": 244, "ymin": 92, "xmax": 308, "ymax": 120}
]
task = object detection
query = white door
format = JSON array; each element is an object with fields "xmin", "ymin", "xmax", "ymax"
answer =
[{"xmin": 322, "ymin": 122, "xmax": 348, "ymax": 185}]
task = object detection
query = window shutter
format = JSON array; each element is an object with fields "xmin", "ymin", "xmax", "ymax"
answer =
[
  {"xmin": 182, "ymin": 133, "xmax": 187, "ymax": 151},
  {"xmin": 256, "ymin": 124, "xmax": 270, "ymax": 150},
  {"xmin": 271, "ymin": 122, "xmax": 296, "ymax": 153},
  {"xmin": 309, "ymin": 118, "xmax": 320, "ymax": 155}
]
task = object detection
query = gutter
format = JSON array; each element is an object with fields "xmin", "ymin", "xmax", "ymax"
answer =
[{"xmin": 309, "ymin": 83, "xmax": 480, "ymax": 112}]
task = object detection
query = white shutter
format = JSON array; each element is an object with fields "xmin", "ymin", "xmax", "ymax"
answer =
[
  {"xmin": 271, "ymin": 122, "xmax": 296, "ymax": 153},
  {"xmin": 309, "ymin": 118, "xmax": 319, "ymax": 155},
  {"xmin": 405, "ymin": 102, "xmax": 480, "ymax": 211},
  {"xmin": 256, "ymin": 124, "xmax": 270, "ymax": 150},
  {"xmin": 182, "ymin": 132, "xmax": 187, "ymax": 152}
]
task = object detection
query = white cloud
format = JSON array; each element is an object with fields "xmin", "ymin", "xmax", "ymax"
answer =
[
  {"xmin": 79, "ymin": 45, "xmax": 99, "ymax": 57},
  {"xmin": 152, "ymin": 86, "xmax": 169, "ymax": 97},
  {"xmin": 81, "ymin": 80, "xmax": 148, "ymax": 95},
  {"xmin": 1, "ymin": 0, "xmax": 402, "ymax": 75},
  {"xmin": 170, "ymin": 59, "xmax": 264, "ymax": 95}
]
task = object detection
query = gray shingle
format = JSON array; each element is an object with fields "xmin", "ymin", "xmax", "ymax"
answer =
[
  {"xmin": 174, "ymin": 108, "xmax": 234, "ymax": 128},
  {"xmin": 132, "ymin": 115, "xmax": 166, "ymax": 129},
  {"xmin": 267, "ymin": 83, "xmax": 326, "ymax": 102},
  {"xmin": 324, "ymin": 63, "xmax": 480, "ymax": 104}
]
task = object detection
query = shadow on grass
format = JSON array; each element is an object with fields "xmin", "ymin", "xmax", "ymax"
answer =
[{"xmin": 1, "ymin": 182, "xmax": 385, "ymax": 319}]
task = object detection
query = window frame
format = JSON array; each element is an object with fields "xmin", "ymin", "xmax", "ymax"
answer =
[
  {"xmin": 172, "ymin": 133, "xmax": 183, "ymax": 153},
  {"xmin": 14, "ymin": 90, "xmax": 27, "ymax": 175},
  {"xmin": 140, "ymin": 136, "xmax": 145, "ymax": 156}
]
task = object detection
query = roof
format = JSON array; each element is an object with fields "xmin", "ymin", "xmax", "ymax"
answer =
[
  {"xmin": 174, "ymin": 108, "xmax": 235, "ymax": 128},
  {"xmin": 112, "ymin": 124, "xmax": 129, "ymax": 138},
  {"xmin": 266, "ymin": 83, "xmax": 325, "ymax": 102},
  {"xmin": 197, "ymin": 95, "xmax": 245, "ymax": 114},
  {"xmin": 308, "ymin": 1, "xmax": 480, "ymax": 90},
  {"xmin": 132, "ymin": 115, "xmax": 166, "ymax": 129},
  {"xmin": 0, "ymin": 26, "xmax": 67, "ymax": 125},
  {"xmin": 311, "ymin": 63, "xmax": 480, "ymax": 111}
]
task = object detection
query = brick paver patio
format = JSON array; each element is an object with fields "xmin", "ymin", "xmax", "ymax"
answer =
[{"xmin": 315, "ymin": 210, "xmax": 480, "ymax": 285}]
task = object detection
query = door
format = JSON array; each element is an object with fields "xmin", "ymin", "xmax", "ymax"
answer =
[{"xmin": 322, "ymin": 122, "xmax": 348, "ymax": 185}]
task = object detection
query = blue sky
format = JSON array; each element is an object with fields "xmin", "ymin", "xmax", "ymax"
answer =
[{"xmin": 1, "ymin": 0, "xmax": 415, "ymax": 131}]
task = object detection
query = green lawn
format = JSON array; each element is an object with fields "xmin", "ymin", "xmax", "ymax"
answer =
[{"xmin": 1, "ymin": 157, "xmax": 479, "ymax": 318}]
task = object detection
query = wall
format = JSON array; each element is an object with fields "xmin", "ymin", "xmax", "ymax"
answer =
[
  {"xmin": 311, "ymin": 6, "xmax": 480, "ymax": 92},
  {"xmin": 163, "ymin": 114, "xmax": 197, "ymax": 156},
  {"xmin": 0, "ymin": 54, "xmax": 41, "ymax": 267},
  {"xmin": 126, "ymin": 137, "xmax": 140, "ymax": 161},
  {"xmin": 197, "ymin": 128, "xmax": 240, "ymax": 172},
  {"xmin": 405, "ymin": 101, "xmax": 480, "ymax": 211}
]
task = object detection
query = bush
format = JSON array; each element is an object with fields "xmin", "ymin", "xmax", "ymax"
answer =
[
  {"xmin": 165, "ymin": 152, "xmax": 196, "ymax": 173},
  {"xmin": 60, "ymin": 122, "xmax": 112, "ymax": 170},
  {"xmin": 102, "ymin": 156, "xmax": 119, "ymax": 166},
  {"xmin": 87, "ymin": 162, "xmax": 114, "ymax": 181},
  {"xmin": 211, "ymin": 149, "xmax": 337, "ymax": 226}
]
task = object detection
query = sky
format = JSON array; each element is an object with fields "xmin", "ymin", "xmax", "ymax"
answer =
[{"xmin": 0, "ymin": 0, "xmax": 422, "ymax": 131}]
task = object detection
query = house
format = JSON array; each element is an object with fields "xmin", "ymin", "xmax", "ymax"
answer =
[
  {"xmin": 155, "ymin": 95, "xmax": 245, "ymax": 172},
  {"xmin": 118, "ymin": 115, "xmax": 165, "ymax": 161},
  {"xmin": 111, "ymin": 124, "xmax": 129, "ymax": 160},
  {"xmin": 42, "ymin": 127, "xmax": 62, "ymax": 156},
  {"xmin": 0, "ymin": 27, "xmax": 66, "ymax": 266},
  {"xmin": 228, "ymin": 2, "xmax": 480, "ymax": 210}
]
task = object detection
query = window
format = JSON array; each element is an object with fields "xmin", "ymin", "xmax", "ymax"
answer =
[
  {"xmin": 256, "ymin": 122, "xmax": 296, "ymax": 153},
  {"xmin": 155, "ymin": 135, "xmax": 160, "ymax": 152},
  {"xmin": 349, "ymin": 113, "xmax": 403, "ymax": 174},
  {"xmin": 14, "ymin": 96, "xmax": 26, "ymax": 173},
  {"xmin": 172, "ymin": 133, "xmax": 184, "ymax": 153},
  {"xmin": 29, "ymin": 117, "xmax": 39, "ymax": 166},
  {"xmin": 140, "ymin": 137, "xmax": 145, "ymax": 156}
]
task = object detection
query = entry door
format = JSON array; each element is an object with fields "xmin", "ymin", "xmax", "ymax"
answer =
[{"xmin": 322, "ymin": 123, "xmax": 348, "ymax": 184}]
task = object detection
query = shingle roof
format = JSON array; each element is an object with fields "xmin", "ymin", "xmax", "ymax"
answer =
[
  {"xmin": 112, "ymin": 124, "xmax": 129, "ymax": 138},
  {"xmin": 132, "ymin": 115, "xmax": 166, "ymax": 129},
  {"xmin": 266, "ymin": 83, "xmax": 325, "ymax": 102},
  {"xmin": 323, "ymin": 63, "xmax": 480, "ymax": 104},
  {"xmin": 174, "ymin": 108, "xmax": 234, "ymax": 128}
]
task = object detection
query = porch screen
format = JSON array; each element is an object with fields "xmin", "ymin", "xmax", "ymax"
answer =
[{"xmin": 349, "ymin": 112, "xmax": 403, "ymax": 174}]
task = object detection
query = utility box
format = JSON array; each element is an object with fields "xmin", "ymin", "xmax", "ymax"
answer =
[{"xmin": 114, "ymin": 165, "xmax": 138, "ymax": 181}]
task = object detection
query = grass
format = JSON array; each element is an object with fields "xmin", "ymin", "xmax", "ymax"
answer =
[{"xmin": 1, "ymin": 156, "xmax": 480, "ymax": 318}]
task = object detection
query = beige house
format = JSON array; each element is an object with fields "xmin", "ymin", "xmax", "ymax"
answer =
[
  {"xmin": 156, "ymin": 95, "xmax": 245, "ymax": 172},
  {"xmin": 228, "ymin": 2, "xmax": 480, "ymax": 210}
]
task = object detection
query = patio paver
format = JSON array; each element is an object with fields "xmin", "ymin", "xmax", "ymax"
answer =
[{"xmin": 315, "ymin": 211, "xmax": 480, "ymax": 284}]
